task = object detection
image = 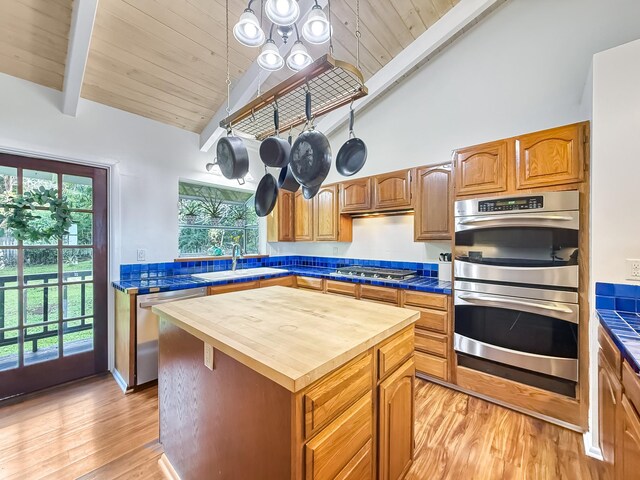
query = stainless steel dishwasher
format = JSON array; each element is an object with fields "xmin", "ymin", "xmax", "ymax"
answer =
[{"xmin": 135, "ymin": 287, "xmax": 207, "ymax": 385}]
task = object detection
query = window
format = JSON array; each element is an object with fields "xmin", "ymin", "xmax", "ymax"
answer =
[{"xmin": 178, "ymin": 182, "xmax": 259, "ymax": 257}]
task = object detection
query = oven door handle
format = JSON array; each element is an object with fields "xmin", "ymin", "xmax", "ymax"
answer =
[
  {"xmin": 139, "ymin": 293, "xmax": 203, "ymax": 309},
  {"xmin": 458, "ymin": 214, "xmax": 575, "ymax": 225},
  {"xmin": 456, "ymin": 294, "xmax": 578, "ymax": 323}
]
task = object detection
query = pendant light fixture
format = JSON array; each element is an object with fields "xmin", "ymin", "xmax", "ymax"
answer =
[
  {"xmin": 302, "ymin": 1, "xmax": 331, "ymax": 44},
  {"xmin": 264, "ymin": 0, "xmax": 300, "ymax": 26},
  {"xmin": 233, "ymin": 8, "xmax": 265, "ymax": 47},
  {"xmin": 257, "ymin": 26, "xmax": 284, "ymax": 71},
  {"xmin": 286, "ymin": 25, "xmax": 312, "ymax": 71}
]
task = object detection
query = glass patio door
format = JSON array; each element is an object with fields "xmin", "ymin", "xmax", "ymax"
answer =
[{"xmin": 0, "ymin": 154, "xmax": 108, "ymax": 400}]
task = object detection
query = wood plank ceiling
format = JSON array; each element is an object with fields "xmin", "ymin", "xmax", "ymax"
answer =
[{"xmin": 0, "ymin": 0, "xmax": 460, "ymax": 133}]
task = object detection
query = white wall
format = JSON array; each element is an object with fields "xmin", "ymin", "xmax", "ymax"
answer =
[{"xmin": 270, "ymin": 0, "xmax": 640, "ymax": 262}]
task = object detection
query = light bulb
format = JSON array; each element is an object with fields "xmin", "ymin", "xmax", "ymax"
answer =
[
  {"xmin": 302, "ymin": 6, "xmax": 331, "ymax": 44},
  {"xmin": 286, "ymin": 41, "xmax": 312, "ymax": 71},
  {"xmin": 266, "ymin": 53, "xmax": 277, "ymax": 65},
  {"xmin": 258, "ymin": 40, "xmax": 284, "ymax": 71},
  {"xmin": 233, "ymin": 9, "xmax": 265, "ymax": 47},
  {"xmin": 276, "ymin": 0, "xmax": 288, "ymax": 14},
  {"xmin": 310, "ymin": 20, "xmax": 324, "ymax": 36},
  {"xmin": 265, "ymin": 0, "xmax": 300, "ymax": 26},
  {"xmin": 243, "ymin": 22, "xmax": 257, "ymax": 38},
  {"xmin": 293, "ymin": 53, "xmax": 305, "ymax": 65}
]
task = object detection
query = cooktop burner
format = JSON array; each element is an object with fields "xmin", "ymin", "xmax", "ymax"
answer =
[{"xmin": 332, "ymin": 266, "xmax": 417, "ymax": 281}]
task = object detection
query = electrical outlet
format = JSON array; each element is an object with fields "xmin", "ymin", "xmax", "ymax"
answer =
[
  {"xmin": 627, "ymin": 259, "xmax": 640, "ymax": 281},
  {"xmin": 204, "ymin": 343, "xmax": 214, "ymax": 371},
  {"xmin": 136, "ymin": 249, "xmax": 146, "ymax": 262}
]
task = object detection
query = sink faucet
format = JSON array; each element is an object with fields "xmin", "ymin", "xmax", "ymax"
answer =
[{"xmin": 231, "ymin": 243, "xmax": 242, "ymax": 272}]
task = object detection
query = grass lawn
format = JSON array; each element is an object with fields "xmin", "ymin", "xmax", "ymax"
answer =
[{"xmin": 0, "ymin": 260, "xmax": 94, "ymax": 366}]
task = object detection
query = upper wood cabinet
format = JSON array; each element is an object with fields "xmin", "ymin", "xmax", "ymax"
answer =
[
  {"xmin": 414, "ymin": 164, "xmax": 452, "ymax": 241},
  {"xmin": 294, "ymin": 191, "xmax": 314, "ymax": 242},
  {"xmin": 373, "ymin": 169, "xmax": 414, "ymax": 211},
  {"xmin": 515, "ymin": 123, "xmax": 586, "ymax": 190},
  {"xmin": 314, "ymin": 184, "xmax": 352, "ymax": 242},
  {"xmin": 453, "ymin": 139, "xmax": 509, "ymax": 197},
  {"xmin": 340, "ymin": 177, "xmax": 372, "ymax": 213},
  {"xmin": 378, "ymin": 357, "xmax": 415, "ymax": 480},
  {"xmin": 266, "ymin": 190, "xmax": 294, "ymax": 242}
]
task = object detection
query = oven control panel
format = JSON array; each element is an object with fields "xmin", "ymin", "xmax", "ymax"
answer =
[{"xmin": 478, "ymin": 196, "xmax": 543, "ymax": 212}]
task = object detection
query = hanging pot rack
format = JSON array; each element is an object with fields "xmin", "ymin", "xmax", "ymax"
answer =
[{"xmin": 220, "ymin": 54, "xmax": 367, "ymax": 140}]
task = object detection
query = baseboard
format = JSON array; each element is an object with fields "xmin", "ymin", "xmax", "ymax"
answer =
[
  {"xmin": 583, "ymin": 431, "xmax": 604, "ymax": 460},
  {"xmin": 158, "ymin": 453, "xmax": 181, "ymax": 480},
  {"xmin": 110, "ymin": 369, "xmax": 128, "ymax": 393}
]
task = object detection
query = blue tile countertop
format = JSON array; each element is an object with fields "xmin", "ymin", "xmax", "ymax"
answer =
[
  {"xmin": 596, "ymin": 282, "xmax": 640, "ymax": 373},
  {"xmin": 112, "ymin": 255, "xmax": 451, "ymax": 296}
]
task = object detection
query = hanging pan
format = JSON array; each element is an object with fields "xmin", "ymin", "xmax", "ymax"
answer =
[
  {"xmin": 260, "ymin": 102, "xmax": 291, "ymax": 168},
  {"xmin": 277, "ymin": 129, "xmax": 300, "ymax": 192},
  {"xmin": 254, "ymin": 171, "xmax": 279, "ymax": 217},
  {"xmin": 215, "ymin": 128, "xmax": 249, "ymax": 184},
  {"xmin": 289, "ymin": 91, "xmax": 331, "ymax": 188},
  {"xmin": 302, "ymin": 184, "xmax": 321, "ymax": 200},
  {"xmin": 336, "ymin": 103, "xmax": 367, "ymax": 177}
]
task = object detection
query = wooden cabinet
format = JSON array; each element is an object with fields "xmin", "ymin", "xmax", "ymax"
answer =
[
  {"xmin": 294, "ymin": 191, "xmax": 314, "ymax": 241},
  {"xmin": 414, "ymin": 164, "xmax": 452, "ymax": 241},
  {"xmin": 340, "ymin": 177, "xmax": 372, "ymax": 213},
  {"xmin": 267, "ymin": 190, "xmax": 294, "ymax": 242},
  {"xmin": 619, "ymin": 395, "xmax": 640, "ymax": 480},
  {"xmin": 599, "ymin": 350, "xmax": 621, "ymax": 466},
  {"xmin": 453, "ymin": 139, "xmax": 509, "ymax": 197},
  {"xmin": 208, "ymin": 281, "xmax": 259, "ymax": 295},
  {"xmin": 314, "ymin": 184, "xmax": 352, "ymax": 242},
  {"xmin": 515, "ymin": 123, "xmax": 586, "ymax": 190},
  {"xmin": 325, "ymin": 279, "xmax": 358, "ymax": 297},
  {"xmin": 378, "ymin": 357, "xmax": 415, "ymax": 480},
  {"xmin": 373, "ymin": 169, "xmax": 414, "ymax": 211}
]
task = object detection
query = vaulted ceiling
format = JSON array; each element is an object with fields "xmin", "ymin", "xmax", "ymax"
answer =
[{"xmin": 0, "ymin": 0, "xmax": 460, "ymax": 133}]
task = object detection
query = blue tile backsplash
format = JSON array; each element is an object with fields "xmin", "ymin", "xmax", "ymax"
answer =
[{"xmin": 596, "ymin": 282, "xmax": 640, "ymax": 313}]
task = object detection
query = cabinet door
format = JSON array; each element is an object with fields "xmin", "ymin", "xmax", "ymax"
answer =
[
  {"xmin": 315, "ymin": 185, "xmax": 339, "ymax": 241},
  {"xmin": 619, "ymin": 395, "xmax": 640, "ymax": 480},
  {"xmin": 294, "ymin": 191, "xmax": 314, "ymax": 241},
  {"xmin": 598, "ymin": 351, "xmax": 621, "ymax": 465},
  {"xmin": 373, "ymin": 169, "xmax": 414, "ymax": 210},
  {"xmin": 378, "ymin": 357, "xmax": 415, "ymax": 480},
  {"xmin": 414, "ymin": 164, "xmax": 452, "ymax": 241},
  {"xmin": 516, "ymin": 123, "xmax": 586, "ymax": 189},
  {"xmin": 453, "ymin": 139, "xmax": 509, "ymax": 197},
  {"xmin": 267, "ymin": 190, "xmax": 294, "ymax": 242},
  {"xmin": 340, "ymin": 177, "xmax": 372, "ymax": 213}
]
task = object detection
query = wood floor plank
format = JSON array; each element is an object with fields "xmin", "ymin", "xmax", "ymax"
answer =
[{"xmin": 0, "ymin": 374, "xmax": 610, "ymax": 480}]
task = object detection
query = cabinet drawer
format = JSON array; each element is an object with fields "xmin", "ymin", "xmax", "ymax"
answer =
[
  {"xmin": 623, "ymin": 360, "xmax": 640, "ymax": 415},
  {"xmin": 334, "ymin": 438, "xmax": 373, "ymax": 480},
  {"xmin": 259, "ymin": 275, "xmax": 295, "ymax": 288},
  {"xmin": 304, "ymin": 352, "xmax": 373, "ymax": 439},
  {"xmin": 378, "ymin": 327, "xmax": 414, "ymax": 380},
  {"xmin": 326, "ymin": 280, "xmax": 358, "ymax": 297},
  {"xmin": 359, "ymin": 285, "xmax": 398, "ymax": 305},
  {"xmin": 599, "ymin": 326, "xmax": 621, "ymax": 378},
  {"xmin": 413, "ymin": 307, "xmax": 448, "ymax": 334},
  {"xmin": 415, "ymin": 329, "xmax": 447, "ymax": 358},
  {"xmin": 296, "ymin": 276, "xmax": 324, "ymax": 291},
  {"xmin": 208, "ymin": 281, "xmax": 259, "ymax": 295},
  {"xmin": 305, "ymin": 392, "xmax": 373, "ymax": 480},
  {"xmin": 415, "ymin": 351, "xmax": 448, "ymax": 381},
  {"xmin": 403, "ymin": 291, "xmax": 448, "ymax": 311}
]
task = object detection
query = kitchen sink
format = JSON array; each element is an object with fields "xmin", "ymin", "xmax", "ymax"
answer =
[{"xmin": 192, "ymin": 267, "xmax": 288, "ymax": 282}]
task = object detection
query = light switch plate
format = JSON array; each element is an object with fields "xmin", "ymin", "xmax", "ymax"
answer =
[
  {"xmin": 137, "ymin": 249, "xmax": 146, "ymax": 262},
  {"xmin": 627, "ymin": 259, "xmax": 640, "ymax": 281},
  {"xmin": 204, "ymin": 343, "xmax": 214, "ymax": 370}
]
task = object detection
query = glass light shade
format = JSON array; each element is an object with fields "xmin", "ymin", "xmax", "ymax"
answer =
[
  {"xmin": 265, "ymin": 0, "xmax": 300, "ymax": 26},
  {"xmin": 301, "ymin": 6, "xmax": 331, "ymax": 44},
  {"xmin": 286, "ymin": 42, "xmax": 312, "ymax": 71},
  {"xmin": 233, "ymin": 9, "xmax": 265, "ymax": 47},
  {"xmin": 257, "ymin": 40, "xmax": 284, "ymax": 71}
]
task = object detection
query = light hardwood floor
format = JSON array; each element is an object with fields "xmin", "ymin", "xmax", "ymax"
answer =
[{"xmin": 0, "ymin": 375, "xmax": 610, "ymax": 480}]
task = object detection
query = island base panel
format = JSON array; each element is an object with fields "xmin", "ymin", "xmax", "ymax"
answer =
[{"xmin": 159, "ymin": 319, "xmax": 293, "ymax": 480}]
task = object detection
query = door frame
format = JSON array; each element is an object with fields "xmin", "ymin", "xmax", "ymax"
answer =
[{"xmin": 0, "ymin": 146, "xmax": 120, "ymax": 374}]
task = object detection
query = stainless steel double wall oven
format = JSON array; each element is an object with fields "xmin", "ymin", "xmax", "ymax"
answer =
[{"xmin": 453, "ymin": 190, "xmax": 580, "ymax": 397}]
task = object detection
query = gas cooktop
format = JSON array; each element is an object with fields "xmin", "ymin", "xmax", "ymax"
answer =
[{"xmin": 331, "ymin": 266, "xmax": 417, "ymax": 281}]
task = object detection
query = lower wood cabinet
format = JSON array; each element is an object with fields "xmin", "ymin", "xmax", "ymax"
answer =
[
  {"xmin": 619, "ymin": 395, "xmax": 640, "ymax": 480},
  {"xmin": 599, "ymin": 350, "xmax": 620, "ymax": 466},
  {"xmin": 378, "ymin": 357, "xmax": 415, "ymax": 480},
  {"xmin": 208, "ymin": 281, "xmax": 260, "ymax": 295}
]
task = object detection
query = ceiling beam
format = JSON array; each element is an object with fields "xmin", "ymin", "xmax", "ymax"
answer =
[
  {"xmin": 61, "ymin": 0, "xmax": 99, "ymax": 116},
  {"xmin": 315, "ymin": 0, "xmax": 507, "ymax": 137},
  {"xmin": 199, "ymin": 0, "xmax": 327, "ymax": 152}
]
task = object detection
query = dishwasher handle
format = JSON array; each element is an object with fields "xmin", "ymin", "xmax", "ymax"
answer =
[{"xmin": 139, "ymin": 293, "xmax": 203, "ymax": 309}]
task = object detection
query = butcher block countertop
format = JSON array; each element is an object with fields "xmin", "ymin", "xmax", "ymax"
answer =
[{"xmin": 153, "ymin": 286, "xmax": 419, "ymax": 392}]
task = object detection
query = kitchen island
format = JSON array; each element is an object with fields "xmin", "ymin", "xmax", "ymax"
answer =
[{"xmin": 153, "ymin": 286, "xmax": 420, "ymax": 480}]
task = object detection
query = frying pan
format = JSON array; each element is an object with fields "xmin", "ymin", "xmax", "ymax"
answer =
[
  {"xmin": 215, "ymin": 130, "xmax": 249, "ymax": 184},
  {"xmin": 254, "ymin": 172, "xmax": 279, "ymax": 217},
  {"xmin": 278, "ymin": 165, "xmax": 300, "ymax": 192},
  {"xmin": 336, "ymin": 104, "xmax": 367, "ymax": 177},
  {"xmin": 260, "ymin": 104, "xmax": 291, "ymax": 168},
  {"xmin": 289, "ymin": 91, "xmax": 331, "ymax": 188},
  {"xmin": 302, "ymin": 184, "xmax": 321, "ymax": 200}
]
